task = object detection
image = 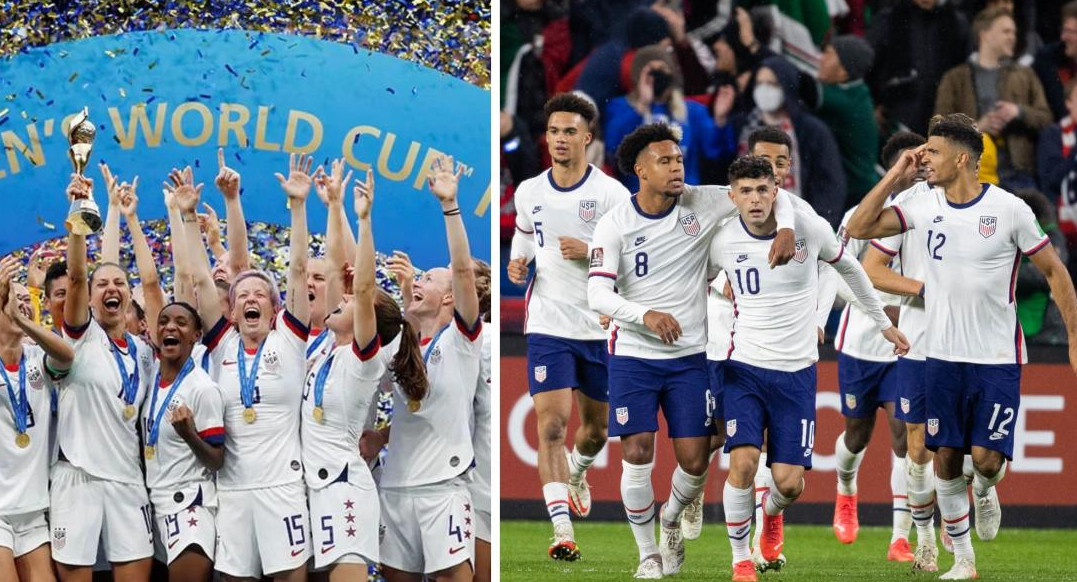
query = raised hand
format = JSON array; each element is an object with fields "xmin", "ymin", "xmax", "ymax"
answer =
[
  {"xmin": 353, "ymin": 169, "xmax": 375, "ymax": 219},
  {"xmin": 66, "ymin": 174, "xmax": 93, "ymax": 202},
  {"xmin": 164, "ymin": 166, "xmax": 204, "ymax": 214},
  {"xmin": 26, "ymin": 247, "xmax": 59, "ymax": 290},
  {"xmin": 324, "ymin": 159, "xmax": 353, "ymax": 206},
  {"xmin": 99, "ymin": 163, "xmax": 122, "ymax": 206},
  {"xmin": 275, "ymin": 152, "xmax": 315, "ymax": 202},
  {"xmin": 0, "ymin": 255, "xmax": 18, "ymax": 308},
  {"xmin": 386, "ymin": 251, "xmax": 415, "ymax": 285},
  {"xmin": 215, "ymin": 148, "xmax": 241, "ymax": 200},
  {"xmin": 427, "ymin": 155, "xmax": 462, "ymax": 205},
  {"xmin": 117, "ymin": 177, "xmax": 140, "ymax": 219}
]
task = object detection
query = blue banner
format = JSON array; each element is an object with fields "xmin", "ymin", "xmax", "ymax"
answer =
[{"xmin": 0, "ymin": 29, "xmax": 490, "ymax": 266}]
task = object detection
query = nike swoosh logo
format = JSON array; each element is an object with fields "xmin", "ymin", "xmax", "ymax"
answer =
[
  {"xmin": 989, "ymin": 433, "xmax": 1004, "ymax": 441},
  {"xmin": 291, "ymin": 548, "xmax": 305, "ymax": 557},
  {"xmin": 168, "ymin": 539, "xmax": 179, "ymax": 549},
  {"xmin": 321, "ymin": 545, "xmax": 335, "ymax": 554},
  {"xmin": 449, "ymin": 546, "xmax": 466, "ymax": 555},
  {"xmin": 736, "ymin": 256, "xmax": 748, "ymax": 263},
  {"xmin": 222, "ymin": 360, "xmax": 236, "ymax": 366}
]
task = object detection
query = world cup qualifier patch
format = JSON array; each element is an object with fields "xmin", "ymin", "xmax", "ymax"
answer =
[{"xmin": 589, "ymin": 247, "xmax": 604, "ymax": 268}]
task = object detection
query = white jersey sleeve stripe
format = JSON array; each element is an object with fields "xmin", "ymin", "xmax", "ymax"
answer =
[
  {"xmin": 822, "ymin": 244, "xmax": 844, "ymax": 264},
  {"xmin": 1023, "ymin": 236, "xmax": 1051, "ymax": 256},
  {"xmin": 870, "ymin": 240, "xmax": 898, "ymax": 256},
  {"xmin": 280, "ymin": 310, "xmax": 310, "ymax": 341},
  {"xmin": 893, "ymin": 205, "xmax": 910, "ymax": 232},
  {"xmin": 197, "ymin": 425, "xmax": 225, "ymax": 445},
  {"xmin": 454, "ymin": 310, "xmax": 483, "ymax": 342},
  {"xmin": 62, "ymin": 319, "xmax": 90, "ymax": 340},
  {"xmin": 203, "ymin": 317, "xmax": 230, "ymax": 352},
  {"xmin": 353, "ymin": 336, "xmax": 381, "ymax": 361}
]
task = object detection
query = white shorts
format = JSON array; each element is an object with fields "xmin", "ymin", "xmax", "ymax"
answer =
[
  {"xmin": 154, "ymin": 503, "xmax": 216, "ymax": 565},
  {"xmin": 309, "ymin": 482, "xmax": 379, "ymax": 569},
  {"xmin": 475, "ymin": 509, "xmax": 491, "ymax": 543},
  {"xmin": 50, "ymin": 461, "xmax": 154, "ymax": 565},
  {"xmin": 379, "ymin": 480, "xmax": 474, "ymax": 575},
  {"xmin": 0, "ymin": 510, "xmax": 49, "ymax": 558},
  {"xmin": 215, "ymin": 481, "xmax": 311, "ymax": 577}
]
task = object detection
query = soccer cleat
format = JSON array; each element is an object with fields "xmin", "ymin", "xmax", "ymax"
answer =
[
  {"xmin": 758, "ymin": 491, "xmax": 785, "ymax": 563},
  {"xmin": 566, "ymin": 450, "xmax": 592, "ymax": 518},
  {"xmin": 659, "ymin": 505, "xmax": 685, "ymax": 575},
  {"xmin": 732, "ymin": 560, "xmax": 757, "ymax": 582},
  {"xmin": 681, "ymin": 491, "xmax": 704, "ymax": 540},
  {"xmin": 912, "ymin": 543, "xmax": 939, "ymax": 572},
  {"xmin": 548, "ymin": 524, "xmax": 581, "ymax": 561},
  {"xmin": 887, "ymin": 538, "xmax": 915, "ymax": 562},
  {"xmin": 974, "ymin": 487, "xmax": 1001, "ymax": 541},
  {"xmin": 634, "ymin": 555, "xmax": 664, "ymax": 579},
  {"xmin": 751, "ymin": 545, "xmax": 786, "ymax": 572},
  {"xmin": 941, "ymin": 526, "xmax": 954, "ymax": 553},
  {"xmin": 939, "ymin": 558, "xmax": 979, "ymax": 580},
  {"xmin": 832, "ymin": 493, "xmax": 859, "ymax": 544}
]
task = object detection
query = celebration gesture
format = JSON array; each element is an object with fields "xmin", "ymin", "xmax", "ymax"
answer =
[
  {"xmin": 386, "ymin": 251, "xmax": 415, "ymax": 285},
  {"xmin": 164, "ymin": 166, "xmax": 204, "ymax": 214},
  {"xmin": 65, "ymin": 174, "xmax": 93, "ymax": 202},
  {"xmin": 315, "ymin": 158, "xmax": 353, "ymax": 206},
  {"xmin": 427, "ymin": 155, "xmax": 462, "ymax": 205},
  {"xmin": 275, "ymin": 152, "xmax": 315, "ymax": 201},
  {"xmin": 353, "ymin": 170, "xmax": 375, "ymax": 219},
  {"xmin": 117, "ymin": 177, "xmax": 140, "ymax": 220},
  {"xmin": 215, "ymin": 148, "xmax": 241, "ymax": 200},
  {"xmin": 26, "ymin": 246, "xmax": 61, "ymax": 290},
  {"xmin": 168, "ymin": 404, "xmax": 198, "ymax": 440},
  {"xmin": 99, "ymin": 163, "xmax": 123, "ymax": 206}
]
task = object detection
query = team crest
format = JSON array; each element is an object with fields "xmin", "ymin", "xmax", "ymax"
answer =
[
  {"xmin": 836, "ymin": 225, "xmax": 850, "ymax": 247},
  {"xmin": 726, "ymin": 419, "xmax": 737, "ymax": 437},
  {"xmin": 27, "ymin": 366, "xmax": 44, "ymax": 390},
  {"xmin": 429, "ymin": 346, "xmax": 443, "ymax": 365},
  {"xmin": 616, "ymin": 406, "xmax": 629, "ymax": 426},
  {"xmin": 900, "ymin": 398, "xmax": 910, "ymax": 414},
  {"xmin": 534, "ymin": 366, "xmax": 547, "ymax": 383},
  {"xmin": 927, "ymin": 418, "xmax": 939, "ymax": 436},
  {"xmin": 579, "ymin": 199, "xmax": 597, "ymax": 222},
  {"xmin": 679, "ymin": 213, "xmax": 700, "ymax": 237},
  {"xmin": 979, "ymin": 216, "xmax": 997, "ymax": 238},
  {"xmin": 263, "ymin": 350, "xmax": 280, "ymax": 373},
  {"xmin": 53, "ymin": 527, "xmax": 65, "ymax": 550},
  {"xmin": 845, "ymin": 394, "xmax": 857, "ymax": 410},
  {"xmin": 793, "ymin": 238, "xmax": 808, "ymax": 263},
  {"xmin": 167, "ymin": 397, "xmax": 181, "ymax": 412}
]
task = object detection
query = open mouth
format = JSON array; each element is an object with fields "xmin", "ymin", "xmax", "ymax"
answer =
[
  {"xmin": 412, "ymin": 292, "xmax": 423, "ymax": 303},
  {"xmin": 308, "ymin": 292, "xmax": 316, "ymax": 301},
  {"xmin": 161, "ymin": 335, "xmax": 180, "ymax": 347},
  {"xmin": 243, "ymin": 307, "xmax": 260, "ymax": 323},
  {"xmin": 103, "ymin": 297, "xmax": 122, "ymax": 312}
]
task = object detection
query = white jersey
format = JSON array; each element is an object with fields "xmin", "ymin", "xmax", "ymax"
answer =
[
  {"xmin": 470, "ymin": 328, "xmax": 491, "ymax": 514},
  {"xmin": 705, "ymin": 273, "xmax": 736, "ymax": 361},
  {"xmin": 512, "ymin": 165, "xmax": 631, "ymax": 340},
  {"xmin": 300, "ymin": 335, "xmax": 387, "ymax": 492},
  {"xmin": 834, "ymin": 206, "xmax": 903, "ymax": 362},
  {"xmin": 710, "ymin": 209, "xmax": 891, "ymax": 372},
  {"xmin": 380, "ymin": 313, "xmax": 481, "ymax": 489},
  {"xmin": 305, "ymin": 328, "xmax": 335, "ymax": 369},
  {"xmin": 203, "ymin": 310, "xmax": 308, "ymax": 490},
  {"xmin": 142, "ymin": 359, "xmax": 224, "ymax": 513},
  {"xmin": 871, "ymin": 183, "xmax": 932, "ymax": 361},
  {"xmin": 59, "ymin": 319, "xmax": 153, "ymax": 485},
  {"xmin": 893, "ymin": 183, "xmax": 1049, "ymax": 364},
  {"xmin": 0, "ymin": 345, "xmax": 55, "ymax": 515}
]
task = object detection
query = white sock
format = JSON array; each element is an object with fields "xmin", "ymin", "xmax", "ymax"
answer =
[
  {"xmin": 936, "ymin": 475, "xmax": 974, "ymax": 562},
  {"xmin": 752, "ymin": 454, "xmax": 771, "ymax": 547},
  {"xmin": 543, "ymin": 482, "xmax": 572, "ymax": 529},
  {"xmin": 622, "ymin": 460, "xmax": 658, "ymax": 559},
  {"xmin": 764, "ymin": 483, "xmax": 795, "ymax": 517},
  {"xmin": 962, "ymin": 455, "xmax": 975, "ymax": 484},
  {"xmin": 662, "ymin": 466, "xmax": 707, "ymax": 526},
  {"xmin": 835, "ymin": 432, "xmax": 865, "ymax": 495},
  {"xmin": 891, "ymin": 454, "xmax": 912, "ymax": 543},
  {"xmin": 906, "ymin": 459, "xmax": 936, "ymax": 546},
  {"xmin": 972, "ymin": 460, "xmax": 1006, "ymax": 499},
  {"xmin": 568, "ymin": 446, "xmax": 597, "ymax": 483},
  {"xmin": 723, "ymin": 481, "xmax": 753, "ymax": 564}
]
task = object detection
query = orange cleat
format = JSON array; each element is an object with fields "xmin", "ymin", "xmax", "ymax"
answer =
[
  {"xmin": 887, "ymin": 538, "xmax": 915, "ymax": 562},
  {"xmin": 759, "ymin": 491, "xmax": 785, "ymax": 563},
  {"xmin": 833, "ymin": 493, "xmax": 859, "ymax": 544},
  {"xmin": 549, "ymin": 525, "xmax": 581, "ymax": 561},
  {"xmin": 732, "ymin": 559, "xmax": 757, "ymax": 581}
]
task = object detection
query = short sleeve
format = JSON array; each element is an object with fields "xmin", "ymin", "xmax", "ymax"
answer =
[
  {"xmin": 348, "ymin": 337, "xmax": 389, "ymax": 382},
  {"xmin": 891, "ymin": 189, "xmax": 933, "ymax": 233},
  {"xmin": 1013, "ymin": 198, "xmax": 1051, "ymax": 256},
  {"xmin": 192, "ymin": 380, "xmax": 225, "ymax": 446},
  {"xmin": 63, "ymin": 316, "xmax": 103, "ymax": 347},
  {"xmin": 272, "ymin": 310, "xmax": 309, "ymax": 362},
  {"xmin": 587, "ymin": 214, "xmax": 622, "ymax": 280},
  {"xmin": 870, "ymin": 232, "xmax": 903, "ymax": 257}
]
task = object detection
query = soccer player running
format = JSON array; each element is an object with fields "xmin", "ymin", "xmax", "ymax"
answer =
[
  {"xmin": 0, "ymin": 257, "xmax": 73, "ymax": 582},
  {"xmin": 847, "ymin": 113, "xmax": 1077, "ymax": 580},
  {"xmin": 587, "ymin": 124, "xmax": 796, "ymax": 579},
  {"xmin": 508, "ymin": 93, "xmax": 631, "ymax": 559}
]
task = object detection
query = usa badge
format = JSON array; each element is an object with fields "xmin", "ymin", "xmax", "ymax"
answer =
[
  {"xmin": 845, "ymin": 393, "xmax": 857, "ymax": 410},
  {"xmin": 680, "ymin": 213, "xmax": 700, "ymax": 237},
  {"xmin": 726, "ymin": 419, "xmax": 737, "ymax": 437},
  {"xmin": 979, "ymin": 216, "xmax": 997, "ymax": 238},
  {"xmin": 579, "ymin": 199, "xmax": 597, "ymax": 222},
  {"xmin": 900, "ymin": 398, "xmax": 910, "ymax": 414},
  {"xmin": 793, "ymin": 238, "xmax": 808, "ymax": 263},
  {"xmin": 534, "ymin": 365, "xmax": 547, "ymax": 383},
  {"xmin": 616, "ymin": 406, "xmax": 629, "ymax": 426},
  {"xmin": 53, "ymin": 528, "xmax": 66, "ymax": 550},
  {"xmin": 927, "ymin": 418, "xmax": 939, "ymax": 436}
]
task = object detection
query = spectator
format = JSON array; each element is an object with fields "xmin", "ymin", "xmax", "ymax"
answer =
[
  {"xmin": 501, "ymin": 0, "xmax": 572, "ymax": 141},
  {"xmin": 867, "ymin": 0, "xmax": 969, "ymax": 135},
  {"xmin": 1036, "ymin": 76, "xmax": 1077, "ymax": 277},
  {"xmin": 1013, "ymin": 188, "xmax": 1070, "ymax": 344},
  {"xmin": 737, "ymin": 56, "xmax": 847, "ymax": 227},
  {"xmin": 962, "ymin": 0, "xmax": 1043, "ymax": 65},
  {"xmin": 814, "ymin": 34, "xmax": 880, "ymax": 208},
  {"xmin": 935, "ymin": 6, "xmax": 1051, "ymax": 188},
  {"xmin": 500, "ymin": 111, "xmax": 542, "ymax": 241},
  {"xmin": 1033, "ymin": 1, "xmax": 1077, "ymax": 120},
  {"xmin": 707, "ymin": 7, "xmax": 779, "ymax": 113},
  {"xmin": 604, "ymin": 45, "xmax": 716, "ymax": 191},
  {"xmin": 698, "ymin": 74, "xmax": 741, "ymax": 186}
]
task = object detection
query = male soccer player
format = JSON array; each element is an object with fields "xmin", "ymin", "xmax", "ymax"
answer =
[
  {"xmin": 847, "ymin": 113, "xmax": 1077, "ymax": 580},
  {"xmin": 712, "ymin": 155, "xmax": 909, "ymax": 582},
  {"xmin": 507, "ymin": 93, "xmax": 631, "ymax": 559},
  {"xmin": 588, "ymin": 124, "xmax": 795, "ymax": 579}
]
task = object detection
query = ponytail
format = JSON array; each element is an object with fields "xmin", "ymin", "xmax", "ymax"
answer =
[{"xmin": 390, "ymin": 319, "xmax": 428, "ymax": 403}]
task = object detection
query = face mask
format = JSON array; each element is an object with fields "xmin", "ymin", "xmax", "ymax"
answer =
[
  {"xmin": 753, "ymin": 83, "xmax": 784, "ymax": 113},
  {"xmin": 651, "ymin": 69, "xmax": 674, "ymax": 99}
]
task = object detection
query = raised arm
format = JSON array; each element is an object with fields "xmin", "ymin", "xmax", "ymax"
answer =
[
  {"xmin": 0, "ymin": 258, "xmax": 73, "ymax": 371},
  {"xmin": 427, "ymin": 155, "xmax": 478, "ymax": 325},
  {"xmin": 197, "ymin": 202, "xmax": 228, "ymax": 261},
  {"xmin": 846, "ymin": 147, "xmax": 922, "ymax": 240},
  {"xmin": 1028, "ymin": 245, "xmax": 1077, "ymax": 376},
  {"xmin": 63, "ymin": 175, "xmax": 94, "ymax": 331},
  {"xmin": 314, "ymin": 159, "xmax": 358, "ymax": 260},
  {"xmin": 353, "ymin": 170, "xmax": 377, "ymax": 347},
  {"xmin": 318, "ymin": 159, "xmax": 353, "ymax": 317},
  {"xmin": 98, "ymin": 163, "xmax": 122, "ymax": 265},
  {"xmin": 275, "ymin": 153, "xmax": 312, "ymax": 323},
  {"xmin": 117, "ymin": 178, "xmax": 165, "ymax": 346},
  {"xmin": 165, "ymin": 190, "xmax": 195, "ymax": 305},
  {"xmin": 168, "ymin": 168, "xmax": 221, "ymax": 327},
  {"xmin": 215, "ymin": 148, "xmax": 249, "ymax": 276}
]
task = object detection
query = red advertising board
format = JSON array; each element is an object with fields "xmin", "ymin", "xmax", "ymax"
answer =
[{"xmin": 501, "ymin": 355, "xmax": 1077, "ymax": 506}]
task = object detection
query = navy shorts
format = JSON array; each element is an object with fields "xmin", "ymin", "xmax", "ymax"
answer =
[
  {"xmin": 607, "ymin": 353, "xmax": 715, "ymax": 439},
  {"xmin": 837, "ymin": 353, "xmax": 898, "ymax": 418},
  {"xmin": 924, "ymin": 359, "xmax": 1021, "ymax": 460},
  {"xmin": 723, "ymin": 361, "xmax": 817, "ymax": 468},
  {"xmin": 894, "ymin": 357, "xmax": 927, "ymax": 424},
  {"xmin": 526, "ymin": 333, "xmax": 608, "ymax": 403},
  {"xmin": 707, "ymin": 359, "xmax": 727, "ymax": 422}
]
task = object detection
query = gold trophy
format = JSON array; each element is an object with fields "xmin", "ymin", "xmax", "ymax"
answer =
[{"xmin": 65, "ymin": 107, "xmax": 102, "ymax": 234}]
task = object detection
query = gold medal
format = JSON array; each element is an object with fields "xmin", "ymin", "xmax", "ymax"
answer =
[
  {"xmin": 407, "ymin": 399, "xmax": 421, "ymax": 412},
  {"xmin": 123, "ymin": 404, "xmax": 135, "ymax": 420},
  {"xmin": 144, "ymin": 445, "xmax": 155, "ymax": 460},
  {"xmin": 243, "ymin": 407, "xmax": 257, "ymax": 424},
  {"xmin": 312, "ymin": 406, "xmax": 324, "ymax": 423},
  {"xmin": 15, "ymin": 432, "xmax": 29, "ymax": 448}
]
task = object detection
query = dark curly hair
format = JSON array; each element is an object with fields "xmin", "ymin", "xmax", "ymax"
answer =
[
  {"xmin": 928, "ymin": 113, "xmax": 983, "ymax": 160},
  {"xmin": 615, "ymin": 123, "xmax": 681, "ymax": 176},
  {"xmin": 544, "ymin": 92, "xmax": 597, "ymax": 126},
  {"xmin": 881, "ymin": 131, "xmax": 926, "ymax": 169},
  {"xmin": 728, "ymin": 155, "xmax": 775, "ymax": 184},
  {"xmin": 747, "ymin": 125, "xmax": 792, "ymax": 154}
]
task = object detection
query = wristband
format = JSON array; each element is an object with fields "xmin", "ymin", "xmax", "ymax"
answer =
[{"xmin": 442, "ymin": 207, "xmax": 461, "ymax": 216}]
